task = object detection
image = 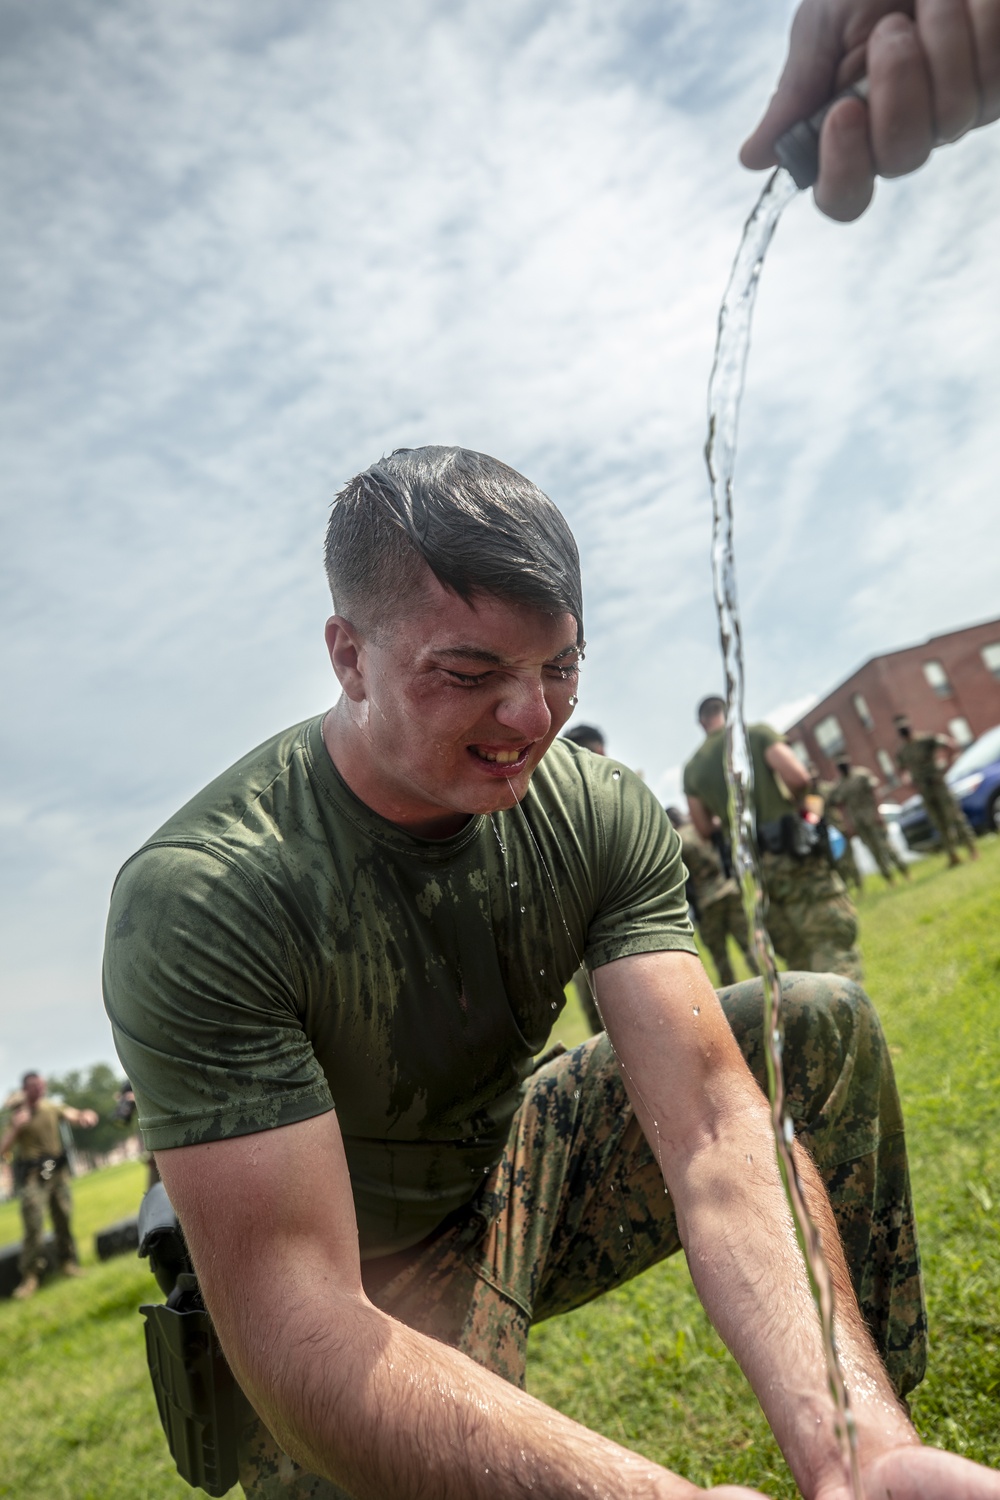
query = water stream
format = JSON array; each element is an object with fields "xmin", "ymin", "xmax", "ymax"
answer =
[{"xmin": 705, "ymin": 166, "xmax": 862, "ymax": 1497}]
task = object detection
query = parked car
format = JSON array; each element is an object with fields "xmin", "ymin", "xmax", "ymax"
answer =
[{"xmin": 898, "ymin": 723, "xmax": 1000, "ymax": 851}]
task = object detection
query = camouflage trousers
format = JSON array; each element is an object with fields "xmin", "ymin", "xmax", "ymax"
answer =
[
  {"xmin": 922, "ymin": 786, "xmax": 976, "ymax": 859},
  {"xmin": 18, "ymin": 1167, "xmax": 77, "ymax": 1277},
  {"xmin": 760, "ymin": 850, "xmax": 862, "ymax": 982},
  {"xmin": 238, "ymin": 973, "xmax": 926, "ymax": 1498},
  {"xmin": 833, "ymin": 838, "xmax": 863, "ymax": 892},
  {"xmin": 854, "ymin": 817, "xmax": 908, "ymax": 881},
  {"xmin": 698, "ymin": 889, "xmax": 756, "ymax": 988}
]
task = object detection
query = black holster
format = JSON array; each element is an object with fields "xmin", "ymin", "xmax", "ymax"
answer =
[{"xmin": 138, "ymin": 1181, "xmax": 240, "ymax": 1496}]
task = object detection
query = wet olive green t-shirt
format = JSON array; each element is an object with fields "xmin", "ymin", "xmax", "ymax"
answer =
[
  {"xmin": 104, "ymin": 718, "xmax": 694, "ymax": 1257},
  {"xmin": 683, "ymin": 723, "xmax": 793, "ymax": 829}
]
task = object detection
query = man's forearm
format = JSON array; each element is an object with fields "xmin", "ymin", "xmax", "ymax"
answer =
[
  {"xmin": 672, "ymin": 1096, "xmax": 916, "ymax": 1497},
  {"xmin": 228, "ymin": 1286, "xmax": 700, "ymax": 1500}
]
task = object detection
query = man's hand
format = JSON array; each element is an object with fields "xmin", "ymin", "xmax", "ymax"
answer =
[
  {"xmin": 64, "ymin": 1107, "xmax": 99, "ymax": 1129},
  {"xmin": 742, "ymin": 0, "xmax": 1000, "ymax": 220},
  {"xmin": 823, "ymin": 1442, "xmax": 1000, "ymax": 1499}
]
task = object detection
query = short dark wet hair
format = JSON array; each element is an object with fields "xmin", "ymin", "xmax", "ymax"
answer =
[
  {"xmin": 697, "ymin": 695, "xmax": 726, "ymax": 727},
  {"xmin": 324, "ymin": 446, "xmax": 583, "ymax": 643},
  {"xmin": 562, "ymin": 723, "xmax": 605, "ymax": 752}
]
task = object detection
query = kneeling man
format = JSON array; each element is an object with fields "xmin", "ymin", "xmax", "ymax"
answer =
[{"xmin": 105, "ymin": 446, "xmax": 994, "ymax": 1500}]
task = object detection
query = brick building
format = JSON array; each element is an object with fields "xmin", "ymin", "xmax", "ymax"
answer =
[{"xmin": 786, "ymin": 617, "xmax": 1000, "ymax": 789}]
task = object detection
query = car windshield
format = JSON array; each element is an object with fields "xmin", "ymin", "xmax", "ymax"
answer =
[{"xmin": 948, "ymin": 724, "xmax": 1000, "ymax": 780}]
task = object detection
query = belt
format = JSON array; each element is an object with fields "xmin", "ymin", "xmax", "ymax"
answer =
[{"xmin": 20, "ymin": 1153, "xmax": 67, "ymax": 1181}]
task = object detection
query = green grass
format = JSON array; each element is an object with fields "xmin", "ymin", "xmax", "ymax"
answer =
[{"xmin": 2, "ymin": 841, "xmax": 997, "ymax": 1496}]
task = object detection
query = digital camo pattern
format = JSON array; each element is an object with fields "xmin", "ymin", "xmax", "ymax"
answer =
[
  {"xmin": 921, "ymin": 785, "xmax": 977, "ymax": 858},
  {"xmin": 895, "ymin": 733, "xmax": 947, "ymax": 793},
  {"xmin": 238, "ymin": 973, "xmax": 926, "ymax": 1498},
  {"xmin": 895, "ymin": 737, "xmax": 976, "ymax": 857},
  {"xmin": 697, "ymin": 890, "xmax": 755, "ymax": 987},
  {"xmin": 828, "ymin": 772, "xmax": 907, "ymax": 881},
  {"xmin": 679, "ymin": 823, "xmax": 736, "ymax": 909},
  {"xmin": 760, "ymin": 851, "xmax": 862, "ymax": 982}
]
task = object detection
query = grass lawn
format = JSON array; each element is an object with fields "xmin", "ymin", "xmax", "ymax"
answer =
[{"xmin": 2, "ymin": 839, "xmax": 997, "ymax": 1497}]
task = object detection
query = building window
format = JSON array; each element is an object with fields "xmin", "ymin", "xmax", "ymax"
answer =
[
  {"xmin": 948, "ymin": 717, "xmax": 974, "ymax": 747},
  {"xmin": 922, "ymin": 659, "xmax": 953, "ymax": 698},
  {"xmin": 982, "ymin": 642, "xmax": 1000, "ymax": 681},
  {"xmin": 877, "ymin": 749, "xmax": 896, "ymax": 783},
  {"xmin": 852, "ymin": 692, "xmax": 874, "ymax": 730},
  {"xmin": 814, "ymin": 715, "xmax": 846, "ymax": 759}
]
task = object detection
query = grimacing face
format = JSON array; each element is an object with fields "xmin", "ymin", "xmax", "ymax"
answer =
[{"xmin": 327, "ymin": 571, "xmax": 582, "ymax": 836}]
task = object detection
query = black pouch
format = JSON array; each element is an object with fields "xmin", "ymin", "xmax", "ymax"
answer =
[
  {"xmin": 138, "ymin": 1182, "xmax": 240, "ymax": 1497},
  {"xmin": 758, "ymin": 813, "xmax": 825, "ymax": 860}
]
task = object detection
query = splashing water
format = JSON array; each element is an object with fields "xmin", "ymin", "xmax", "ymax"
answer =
[{"xmin": 706, "ymin": 166, "xmax": 861, "ymax": 1499}]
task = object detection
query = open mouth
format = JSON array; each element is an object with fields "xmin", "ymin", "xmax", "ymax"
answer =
[{"xmin": 469, "ymin": 744, "xmax": 531, "ymax": 773}]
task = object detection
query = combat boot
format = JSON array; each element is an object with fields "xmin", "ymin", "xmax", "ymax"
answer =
[
  {"xmin": 61, "ymin": 1260, "xmax": 85, "ymax": 1277},
  {"xmin": 13, "ymin": 1273, "xmax": 39, "ymax": 1299}
]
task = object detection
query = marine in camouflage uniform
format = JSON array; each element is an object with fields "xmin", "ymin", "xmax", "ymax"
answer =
[
  {"xmin": 104, "ymin": 455, "xmax": 934, "ymax": 1497},
  {"xmin": 683, "ymin": 708, "xmax": 862, "ymax": 982},
  {"xmin": 894, "ymin": 724, "xmax": 977, "ymax": 866},
  {"xmin": 0, "ymin": 1073, "xmax": 96, "ymax": 1297},
  {"xmin": 676, "ymin": 816, "xmax": 755, "ymax": 987},
  {"xmin": 818, "ymin": 779, "xmax": 863, "ymax": 893},
  {"xmin": 829, "ymin": 762, "xmax": 908, "ymax": 884}
]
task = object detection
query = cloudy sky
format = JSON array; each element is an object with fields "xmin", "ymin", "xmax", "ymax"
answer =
[{"xmin": 2, "ymin": 0, "xmax": 998, "ymax": 1080}]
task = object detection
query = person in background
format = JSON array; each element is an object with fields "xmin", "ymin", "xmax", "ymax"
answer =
[
  {"xmin": 0, "ymin": 1072, "xmax": 98, "ymax": 1300},
  {"xmin": 684, "ymin": 697, "xmax": 862, "ymax": 981},
  {"xmin": 667, "ymin": 805, "xmax": 756, "ymax": 989},
  {"xmin": 894, "ymin": 718, "xmax": 979, "ymax": 868},
  {"xmin": 828, "ymin": 759, "xmax": 909, "ymax": 885},
  {"xmin": 561, "ymin": 723, "xmax": 605, "ymax": 756}
]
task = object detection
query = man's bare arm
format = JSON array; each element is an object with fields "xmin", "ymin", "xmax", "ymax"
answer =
[
  {"xmin": 595, "ymin": 950, "xmax": 1000, "ymax": 1500},
  {"xmin": 764, "ymin": 740, "xmax": 812, "ymax": 799},
  {"xmin": 156, "ymin": 1110, "xmax": 765, "ymax": 1500},
  {"xmin": 742, "ymin": 0, "xmax": 1000, "ymax": 221},
  {"xmin": 687, "ymin": 793, "xmax": 717, "ymax": 841}
]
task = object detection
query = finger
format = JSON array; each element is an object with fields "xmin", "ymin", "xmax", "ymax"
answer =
[
  {"xmin": 969, "ymin": 0, "xmax": 1000, "ymax": 124},
  {"xmin": 814, "ymin": 94, "xmax": 876, "ymax": 220},
  {"xmin": 867, "ymin": 13, "xmax": 936, "ymax": 174},
  {"xmin": 740, "ymin": 0, "xmax": 846, "ymax": 168},
  {"xmin": 916, "ymin": 0, "xmax": 981, "ymax": 139}
]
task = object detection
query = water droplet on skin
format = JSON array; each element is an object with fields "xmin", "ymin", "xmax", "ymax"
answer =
[
  {"xmin": 568, "ymin": 695, "xmax": 578, "ymax": 708},
  {"xmin": 692, "ymin": 1005, "xmax": 700, "ymax": 1016},
  {"xmin": 611, "ymin": 769, "xmax": 621, "ymax": 781},
  {"xmin": 746, "ymin": 1153, "xmax": 753, "ymax": 1165}
]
